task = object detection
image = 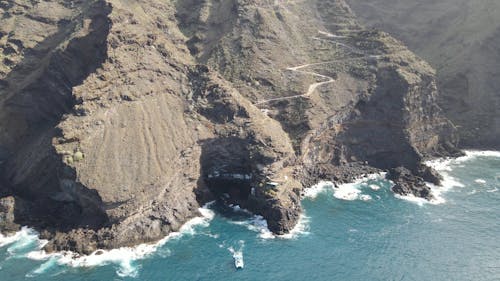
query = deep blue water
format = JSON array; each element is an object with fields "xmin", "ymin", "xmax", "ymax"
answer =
[{"xmin": 0, "ymin": 151, "xmax": 499, "ymax": 281}]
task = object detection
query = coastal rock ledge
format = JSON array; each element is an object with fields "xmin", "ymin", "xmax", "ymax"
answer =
[{"xmin": 0, "ymin": 0, "xmax": 460, "ymax": 254}]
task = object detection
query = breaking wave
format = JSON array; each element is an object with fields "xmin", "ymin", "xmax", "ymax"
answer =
[
  {"xmin": 397, "ymin": 150, "xmax": 500, "ymax": 206},
  {"xmin": 462, "ymin": 150, "xmax": 500, "ymax": 159},
  {"xmin": 303, "ymin": 173, "xmax": 387, "ymax": 201},
  {"xmin": 230, "ymin": 213, "xmax": 310, "ymax": 240},
  {"xmin": 0, "ymin": 204, "xmax": 216, "ymax": 278},
  {"xmin": 394, "ymin": 194, "xmax": 434, "ymax": 207},
  {"xmin": 0, "ymin": 227, "xmax": 39, "ymax": 250},
  {"xmin": 230, "ymin": 215, "xmax": 275, "ymax": 239},
  {"xmin": 422, "ymin": 154, "xmax": 479, "ymax": 205}
]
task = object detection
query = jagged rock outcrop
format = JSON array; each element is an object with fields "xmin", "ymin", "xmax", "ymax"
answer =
[
  {"xmin": 0, "ymin": 196, "xmax": 20, "ymax": 233},
  {"xmin": 346, "ymin": 0, "xmax": 500, "ymax": 149},
  {"xmin": 388, "ymin": 167, "xmax": 433, "ymax": 200},
  {"xmin": 0, "ymin": 0, "xmax": 460, "ymax": 253},
  {"xmin": 180, "ymin": 0, "xmax": 460, "ymax": 183}
]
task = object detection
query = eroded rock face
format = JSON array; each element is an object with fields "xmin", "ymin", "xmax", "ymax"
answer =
[
  {"xmin": 0, "ymin": 197, "xmax": 20, "ymax": 233},
  {"xmin": 0, "ymin": 0, "xmax": 460, "ymax": 253},
  {"xmin": 346, "ymin": 0, "xmax": 500, "ymax": 149},
  {"xmin": 388, "ymin": 167, "xmax": 433, "ymax": 200}
]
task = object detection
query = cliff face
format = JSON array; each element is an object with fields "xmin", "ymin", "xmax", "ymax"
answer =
[
  {"xmin": 346, "ymin": 0, "xmax": 500, "ymax": 149},
  {"xmin": 181, "ymin": 0, "xmax": 459, "ymax": 181},
  {"xmin": 0, "ymin": 0, "xmax": 459, "ymax": 253}
]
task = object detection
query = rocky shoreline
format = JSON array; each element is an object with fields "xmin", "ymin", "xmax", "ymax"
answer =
[{"xmin": 0, "ymin": 0, "xmax": 462, "ymax": 254}]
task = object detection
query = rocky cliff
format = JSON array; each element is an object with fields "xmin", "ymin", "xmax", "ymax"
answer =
[
  {"xmin": 0, "ymin": 0, "xmax": 459, "ymax": 253},
  {"xmin": 346, "ymin": 0, "xmax": 500, "ymax": 149}
]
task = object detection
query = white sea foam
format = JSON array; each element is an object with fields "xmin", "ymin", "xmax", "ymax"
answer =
[
  {"xmin": 13, "ymin": 203, "xmax": 216, "ymax": 278},
  {"xmin": 334, "ymin": 182, "xmax": 362, "ymax": 200},
  {"xmin": 427, "ymin": 150, "xmax": 500, "ymax": 168},
  {"xmin": 360, "ymin": 195, "xmax": 372, "ymax": 201},
  {"xmin": 228, "ymin": 204, "xmax": 252, "ymax": 215},
  {"xmin": 231, "ymin": 215, "xmax": 276, "ymax": 239},
  {"xmin": 394, "ymin": 194, "xmax": 430, "ymax": 207},
  {"xmin": 278, "ymin": 214, "xmax": 311, "ymax": 239},
  {"xmin": 335, "ymin": 173, "xmax": 386, "ymax": 201},
  {"xmin": 25, "ymin": 234, "xmax": 167, "ymax": 278},
  {"xmin": 302, "ymin": 181, "xmax": 332, "ymax": 199},
  {"xmin": 0, "ymin": 227, "xmax": 39, "ymax": 248},
  {"xmin": 426, "ymin": 158, "xmax": 455, "ymax": 172},
  {"xmin": 422, "ymin": 157, "xmax": 468, "ymax": 205},
  {"xmin": 486, "ymin": 187, "xmax": 498, "ymax": 193},
  {"xmin": 395, "ymin": 181, "xmax": 449, "ymax": 206},
  {"xmin": 468, "ymin": 189, "xmax": 478, "ymax": 195},
  {"xmin": 303, "ymin": 173, "xmax": 386, "ymax": 201},
  {"xmin": 26, "ymin": 256, "xmax": 60, "ymax": 277},
  {"xmin": 463, "ymin": 150, "xmax": 500, "ymax": 158},
  {"xmin": 231, "ymin": 213, "xmax": 310, "ymax": 240},
  {"xmin": 234, "ymin": 176, "xmax": 384, "ymax": 238},
  {"xmin": 411, "ymin": 150, "xmax": 500, "ymax": 205},
  {"xmin": 427, "ymin": 174, "xmax": 465, "ymax": 204}
]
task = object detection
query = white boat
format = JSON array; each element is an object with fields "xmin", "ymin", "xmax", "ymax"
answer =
[{"xmin": 233, "ymin": 251, "xmax": 244, "ymax": 269}]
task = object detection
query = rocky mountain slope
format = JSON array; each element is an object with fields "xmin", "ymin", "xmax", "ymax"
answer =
[
  {"xmin": 0, "ymin": 0, "xmax": 459, "ymax": 253},
  {"xmin": 346, "ymin": 0, "xmax": 500, "ymax": 149}
]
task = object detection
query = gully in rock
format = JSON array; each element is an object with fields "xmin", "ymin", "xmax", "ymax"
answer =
[{"xmin": 0, "ymin": 0, "xmax": 468, "ymax": 257}]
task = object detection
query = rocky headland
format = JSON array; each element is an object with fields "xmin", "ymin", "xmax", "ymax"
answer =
[
  {"xmin": 0, "ymin": 0, "xmax": 461, "ymax": 254},
  {"xmin": 346, "ymin": 0, "xmax": 500, "ymax": 149}
]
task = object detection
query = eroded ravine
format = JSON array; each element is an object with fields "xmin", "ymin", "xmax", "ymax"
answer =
[{"xmin": 0, "ymin": 0, "xmax": 462, "ymax": 255}]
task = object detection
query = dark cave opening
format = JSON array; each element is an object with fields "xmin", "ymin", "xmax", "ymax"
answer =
[
  {"xmin": 200, "ymin": 137, "xmax": 256, "ymax": 207},
  {"xmin": 205, "ymin": 177, "xmax": 253, "ymax": 205}
]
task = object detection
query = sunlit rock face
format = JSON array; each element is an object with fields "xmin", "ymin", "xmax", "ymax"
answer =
[{"xmin": 0, "ymin": 0, "xmax": 459, "ymax": 253}]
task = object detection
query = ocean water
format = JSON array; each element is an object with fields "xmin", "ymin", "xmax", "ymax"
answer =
[{"xmin": 0, "ymin": 151, "xmax": 499, "ymax": 281}]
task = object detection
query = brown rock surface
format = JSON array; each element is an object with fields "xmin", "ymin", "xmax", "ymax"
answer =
[
  {"xmin": 346, "ymin": 0, "xmax": 500, "ymax": 149},
  {"xmin": 0, "ymin": 0, "xmax": 460, "ymax": 253}
]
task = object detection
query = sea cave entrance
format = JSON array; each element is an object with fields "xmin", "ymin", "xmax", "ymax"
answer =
[{"xmin": 200, "ymin": 137, "xmax": 255, "ymax": 206}]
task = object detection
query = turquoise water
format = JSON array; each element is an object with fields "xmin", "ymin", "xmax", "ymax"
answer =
[{"xmin": 0, "ymin": 152, "xmax": 499, "ymax": 281}]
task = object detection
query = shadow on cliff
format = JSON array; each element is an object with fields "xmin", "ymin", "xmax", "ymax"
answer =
[
  {"xmin": 0, "ymin": 0, "xmax": 113, "ymax": 233},
  {"xmin": 196, "ymin": 137, "xmax": 256, "ymax": 208},
  {"xmin": 0, "ymin": 1, "xmax": 111, "ymax": 142},
  {"xmin": 338, "ymin": 67, "xmax": 456, "ymax": 170},
  {"xmin": 195, "ymin": 137, "xmax": 298, "ymax": 233}
]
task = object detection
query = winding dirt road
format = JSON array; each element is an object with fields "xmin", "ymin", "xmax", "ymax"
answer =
[{"xmin": 256, "ymin": 30, "xmax": 381, "ymax": 105}]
